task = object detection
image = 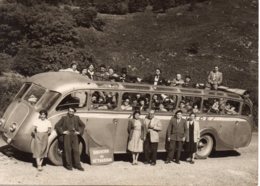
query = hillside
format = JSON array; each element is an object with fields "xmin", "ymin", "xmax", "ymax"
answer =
[{"xmin": 0, "ymin": 0, "xmax": 258, "ymax": 124}]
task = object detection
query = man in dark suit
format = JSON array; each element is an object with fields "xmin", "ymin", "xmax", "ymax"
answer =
[
  {"xmin": 165, "ymin": 110, "xmax": 187, "ymax": 164},
  {"xmin": 55, "ymin": 107, "xmax": 85, "ymax": 171}
]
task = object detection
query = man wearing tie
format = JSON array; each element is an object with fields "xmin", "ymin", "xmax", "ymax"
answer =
[
  {"xmin": 143, "ymin": 110, "xmax": 162, "ymax": 165},
  {"xmin": 144, "ymin": 68, "xmax": 167, "ymax": 86},
  {"xmin": 165, "ymin": 110, "xmax": 187, "ymax": 164}
]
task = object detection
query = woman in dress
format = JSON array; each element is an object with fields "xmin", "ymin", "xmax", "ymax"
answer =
[
  {"xmin": 185, "ymin": 112, "xmax": 200, "ymax": 164},
  {"xmin": 127, "ymin": 110, "xmax": 146, "ymax": 165},
  {"xmin": 31, "ymin": 110, "xmax": 52, "ymax": 171}
]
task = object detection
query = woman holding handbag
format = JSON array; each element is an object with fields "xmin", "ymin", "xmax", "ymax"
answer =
[{"xmin": 127, "ymin": 110, "xmax": 146, "ymax": 165}]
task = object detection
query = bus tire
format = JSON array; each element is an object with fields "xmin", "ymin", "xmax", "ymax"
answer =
[
  {"xmin": 196, "ymin": 134, "xmax": 214, "ymax": 159},
  {"xmin": 48, "ymin": 137, "xmax": 84, "ymax": 166}
]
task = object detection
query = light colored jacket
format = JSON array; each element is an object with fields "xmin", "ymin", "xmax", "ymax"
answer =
[
  {"xmin": 185, "ymin": 120, "xmax": 200, "ymax": 143},
  {"xmin": 144, "ymin": 117, "xmax": 162, "ymax": 143},
  {"xmin": 208, "ymin": 71, "xmax": 223, "ymax": 85}
]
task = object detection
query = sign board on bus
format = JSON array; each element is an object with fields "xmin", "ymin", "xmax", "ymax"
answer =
[{"xmin": 89, "ymin": 147, "xmax": 114, "ymax": 165}]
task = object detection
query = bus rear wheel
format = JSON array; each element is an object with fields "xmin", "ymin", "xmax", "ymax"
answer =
[
  {"xmin": 196, "ymin": 134, "xmax": 214, "ymax": 159},
  {"xmin": 48, "ymin": 138, "xmax": 83, "ymax": 166}
]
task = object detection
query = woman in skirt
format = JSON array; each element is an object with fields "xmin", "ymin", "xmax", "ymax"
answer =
[
  {"xmin": 185, "ymin": 112, "xmax": 200, "ymax": 164},
  {"xmin": 127, "ymin": 110, "xmax": 146, "ymax": 165},
  {"xmin": 31, "ymin": 110, "xmax": 52, "ymax": 171}
]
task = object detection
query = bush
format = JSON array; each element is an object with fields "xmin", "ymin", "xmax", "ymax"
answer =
[
  {"xmin": 95, "ymin": 0, "xmax": 128, "ymax": 15},
  {"xmin": 128, "ymin": 0, "xmax": 148, "ymax": 13},
  {"xmin": 73, "ymin": 7, "xmax": 98, "ymax": 28}
]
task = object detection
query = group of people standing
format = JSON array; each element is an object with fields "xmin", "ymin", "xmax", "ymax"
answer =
[
  {"xmin": 127, "ymin": 109, "xmax": 200, "ymax": 166},
  {"xmin": 31, "ymin": 107, "xmax": 200, "ymax": 172},
  {"xmin": 60, "ymin": 61, "xmax": 223, "ymax": 90}
]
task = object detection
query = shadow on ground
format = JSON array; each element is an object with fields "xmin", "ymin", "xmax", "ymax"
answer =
[{"xmin": 0, "ymin": 145, "xmax": 241, "ymax": 166}]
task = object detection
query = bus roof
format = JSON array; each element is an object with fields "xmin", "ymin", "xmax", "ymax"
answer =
[{"xmin": 28, "ymin": 72, "xmax": 243, "ymax": 100}]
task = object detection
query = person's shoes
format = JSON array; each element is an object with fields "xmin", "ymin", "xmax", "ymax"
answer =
[
  {"xmin": 150, "ymin": 162, "xmax": 156, "ymax": 166},
  {"xmin": 65, "ymin": 166, "xmax": 73, "ymax": 171},
  {"xmin": 190, "ymin": 160, "xmax": 195, "ymax": 164},
  {"xmin": 165, "ymin": 160, "xmax": 171, "ymax": 164},
  {"xmin": 37, "ymin": 166, "xmax": 43, "ymax": 171},
  {"xmin": 176, "ymin": 161, "xmax": 180, "ymax": 164},
  {"xmin": 143, "ymin": 161, "xmax": 149, "ymax": 165},
  {"xmin": 76, "ymin": 166, "xmax": 84, "ymax": 171}
]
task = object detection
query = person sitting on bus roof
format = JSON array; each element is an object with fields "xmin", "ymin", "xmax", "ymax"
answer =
[
  {"xmin": 182, "ymin": 75, "xmax": 194, "ymax": 88},
  {"xmin": 207, "ymin": 66, "xmax": 223, "ymax": 90},
  {"xmin": 95, "ymin": 64, "xmax": 109, "ymax": 81},
  {"xmin": 81, "ymin": 68, "xmax": 88, "ymax": 77},
  {"xmin": 121, "ymin": 98, "xmax": 133, "ymax": 111},
  {"xmin": 107, "ymin": 67, "xmax": 119, "ymax": 81},
  {"xmin": 59, "ymin": 61, "xmax": 80, "ymax": 74},
  {"xmin": 85, "ymin": 63, "xmax": 95, "ymax": 80},
  {"xmin": 178, "ymin": 101, "xmax": 188, "ymax": 113},
  {"xmin": 170, "ymin": 74, "xmax": 185, "ymax": 87},
  {"xmin": 143, "ymin": 68, "xmax": 167, "ymax": 86}
]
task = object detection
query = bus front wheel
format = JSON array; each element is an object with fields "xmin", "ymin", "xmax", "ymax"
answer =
[
  {"xmin": 196, "ymin": 134, "xmax": 214, "ymax": 159},
  {"xmin": 48, "ymin": 138, "xmax": 83, "ymax": 166}
]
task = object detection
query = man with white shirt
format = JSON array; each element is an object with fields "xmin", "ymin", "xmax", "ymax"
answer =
[
  {"xmin": 207, "ymin": 66, "xmax": 223, "ymax": 90},
  {"xmin": 143, "ymin": 110, "xmax": 162, "ymax": 166}
]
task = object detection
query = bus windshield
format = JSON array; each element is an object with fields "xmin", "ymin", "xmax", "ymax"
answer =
[
  {"xmin": 36, "ymin": 91, "xmax": 61, "ymax": 111},
  {"xmin": 24, "ymin": 84, "xmax": 46, "ymax": 106}
]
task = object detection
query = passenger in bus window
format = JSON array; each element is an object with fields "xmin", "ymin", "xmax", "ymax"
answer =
[
  {"xmin": 219, "ymin": 98, "xmax": 226, "ymax": 114},
  {"xmin": 165, "ymin": 110, "xmax": 187, "ymax": 164},
  {"xmin": 152, "ymin": 94, "xmax": 160, "ymax": 110},
  {"xmin": 178, "ymin": 101, "xmax": 188, "ymax": 113},
  {"xmin": 209, "ymin": 99, "xmax": 220, "ymax": 113},
  {"xmin": 185, "ymin": 112, "xmax": 200, "ymax": 164},
  {"xmin": 159, "ymin": 103, "xmax": 167, "ymax": 112},
  {"xmin": 31, "ymin": 110, "xmax": 52, "ymax": 171},
  {"xmin": 143, "ymin": 110, "xmax": 162, "ymax": 165},
  {"xmin": 55, "ymin": 107, "xmax": 85, "ymax": 171},
  {"xmin": 127, "ymin": 110, "xmax": 146, "ymax": 165},
  {"xmin": 185, "ymin": 101, "xmax": 193, "ymax": 113},
  {"xmin": 225, "ymin": 103, "xmax": 238, "ymax": 115},
  {"xmin": 95, "ymin": 64, "xmax": 109, "ymax": 81},
  {"xmin": 138, "ymin": 98, "xmax": 148, "ymax": 111},
  {"xmin": 28, "ymin": 94, "xmax": 38, "ymax": 105},
  {"xmin": 192, "ymin": 104, "xmax": 200, "ymax": 114},
  {"xmin": 121, "ymin": 98, "xmax": 133, "ymax": 111},
  {"xmin": 97, "ymin": 96, "xmax": 108, "ymax": 110}
]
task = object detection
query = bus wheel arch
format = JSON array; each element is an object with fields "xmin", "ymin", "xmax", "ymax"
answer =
[
  {"xmin": 48, "ymin": 136, "xmax": 86, "ymax": 166},
  {"xmin": 196, "ymin": 131, "xmax": 216, "ymax": 159}
]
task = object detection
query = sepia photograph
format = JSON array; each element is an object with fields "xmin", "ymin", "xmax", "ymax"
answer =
[{"xmin": 0, "ymin": 0, "xmax": 258, "ymax": 185}]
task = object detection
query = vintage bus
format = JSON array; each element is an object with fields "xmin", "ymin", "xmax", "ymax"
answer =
[{"xmin": 0, "ymin": 72, "xmax": 253, "ymax": 165}]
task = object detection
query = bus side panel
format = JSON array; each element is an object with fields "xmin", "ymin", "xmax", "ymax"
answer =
[
  {"xmin": 114, "ymin": 115, "xmax": 129, "ymax": 153},
  {"xmin": 234, "ymin": 120, "xmax": 252, "ymax": 148}
]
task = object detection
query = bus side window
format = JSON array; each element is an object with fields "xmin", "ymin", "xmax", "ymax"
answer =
[
  {"xmin": 152, "ymin": 94, "xmax": 177, "ymax": 112},
  {"xmin": 242, "ymin": 103, "xmax": 251, "ymax": 116},
  {"xmin": 56, "ymin": 91, "xmax": 88, "ymax": 111},
  {"xmin": 224, "ymin": 100, "xmax": 240, "ymax": 115},
  {"xmin": 121, "ymin": 92, "xmax": 150, "ymax": 111},
  {"xmin": 202, "ymin": 98, "xmax": 220, "ymax": 114},
  {"xmin": 178, "ymin": 96, "xmax": 202, "ymax": 114},
  {"xmin": 91, "ymin": 91, "xmax": 118, "ymax": 110}
]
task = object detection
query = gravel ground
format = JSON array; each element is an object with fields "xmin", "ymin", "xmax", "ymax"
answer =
[{"xmin": 0, "ymin": 133, "xmax": 258, "ymax": 186}]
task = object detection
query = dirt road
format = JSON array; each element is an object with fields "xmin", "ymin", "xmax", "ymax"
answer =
[{"xmin": 0, "ymin": 133, "xmax": 257, "ymax": 186}]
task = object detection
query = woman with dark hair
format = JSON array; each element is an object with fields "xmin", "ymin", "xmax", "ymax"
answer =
[
  {"xmin": 86, "ymin": 63, "xmax": 95, "ymax": 80},
  {"xmin": 185, "ymin": 112, "xmax": 200, "ymax": 164},
  {"xmin": 127, "ymin": 110, "xmax": 146, "ymax": 165},
  {"xmin": 31, "ymin": 110, "xmax": 52, "ymax": 171}
]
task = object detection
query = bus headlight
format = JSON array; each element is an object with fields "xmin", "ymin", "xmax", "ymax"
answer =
[
  {"xmin": 0, "ymin": 118, "xmax": 5, "ymax": 126},
  {"xmin": 9, "ymin": 122, "xmax": 17, "ymax": 133}
]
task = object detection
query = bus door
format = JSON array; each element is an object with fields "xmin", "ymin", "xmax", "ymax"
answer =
[
  {"xmin": 86, "ymin": 90, "xmax": 119, "ymax": 150},
  {"xmin": 234, "ymin": 102, "xmax": 253, "ymax": 148}
]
